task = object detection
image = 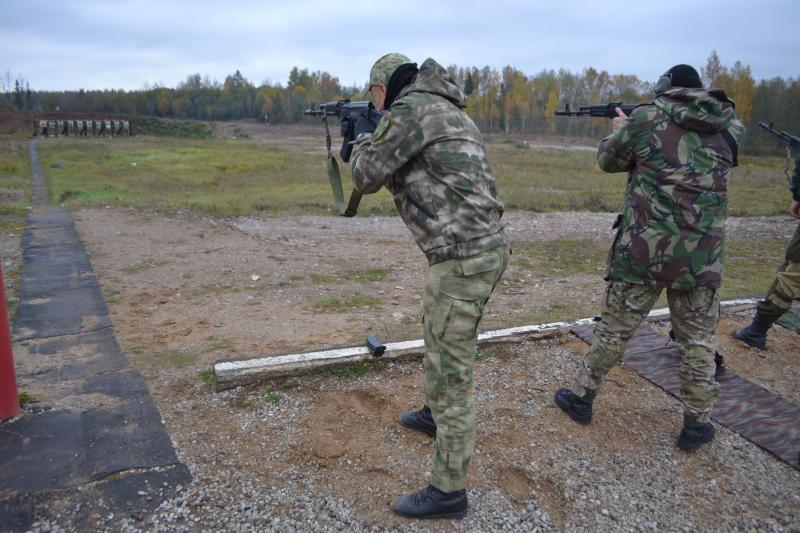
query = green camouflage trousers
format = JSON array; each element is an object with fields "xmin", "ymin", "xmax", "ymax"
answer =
[
  {"xmin": 571, "ymin": 280, "xmax": 720, "ymax": 425},
  {"xmin": 759, "ymin": 222, "xmax": 800, "ymax": 321},
  {"xmin": 423, "ymin": 245, "xmax": 509, "ymax": 492}
]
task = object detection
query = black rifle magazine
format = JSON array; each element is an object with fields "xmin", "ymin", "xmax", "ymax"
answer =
[{"xmin": 366, "ymin": 335, "xmax": 386, "ymax": 357}]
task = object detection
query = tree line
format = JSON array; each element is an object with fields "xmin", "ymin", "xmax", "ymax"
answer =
[{"xmin": 2, "ymin": 51, "xmax": 798, "ymax": 154}]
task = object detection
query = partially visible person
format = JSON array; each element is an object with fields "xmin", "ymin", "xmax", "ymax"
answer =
[{"xmin": 732, "ymin": 151, "xmax": 800, "ymax": 348}]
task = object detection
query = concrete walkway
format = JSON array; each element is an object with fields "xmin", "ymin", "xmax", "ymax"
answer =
[{"xmin": 0, "ymin": 140, "xmax": 190, "ymax": 530}]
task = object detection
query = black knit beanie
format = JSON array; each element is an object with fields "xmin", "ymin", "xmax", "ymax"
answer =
[{"xmin": 665, "ymin": 64, "xmax": 703, "ymax": 88}]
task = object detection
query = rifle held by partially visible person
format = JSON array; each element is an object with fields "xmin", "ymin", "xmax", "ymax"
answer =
[
  {"xmin": 758, "ymin": 122, "xmax": 800, "ymax": 152},
  {"xmin": 555, "ymin": 102, "xmax": 638, "ymax": 118}
]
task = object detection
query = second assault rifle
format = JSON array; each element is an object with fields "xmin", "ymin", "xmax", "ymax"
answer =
[
  {"xmin": 758, "ymin": 121, "xmax": 800, "ymax": 186},
  {"xmin": 304, "ymin": 99, "xmax": 384, "ymax": 217},
  {"xmin": 758, "ymin": 122, "xmax": 800, "ymax": 152},
  {"xmin": 555, "ymin": 102, "xmax": 638, "ymax": 118}
]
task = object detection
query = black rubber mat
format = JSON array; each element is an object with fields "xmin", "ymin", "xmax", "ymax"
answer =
[{"xmin": 0, "ymin": 140, "xmax": 190, "ymax": 530}]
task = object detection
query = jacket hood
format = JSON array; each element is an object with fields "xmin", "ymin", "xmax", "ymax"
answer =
[
  {"xmin": 653, "ymin": 87, "xmax": 736, "ymax": 133},
  {"xmin": 399, "ymin": 58, "xmax": 467, "ymax": 108}
]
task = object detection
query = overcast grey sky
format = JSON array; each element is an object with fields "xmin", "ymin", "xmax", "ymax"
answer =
[{"xmin": 2, "ymin": 0, "xmax": 798, "ymax": 91}]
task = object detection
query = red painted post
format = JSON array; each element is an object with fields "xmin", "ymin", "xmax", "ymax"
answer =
[{"xmin": 0, "ymin": 260, "xmax": 19, "ymax": 421}]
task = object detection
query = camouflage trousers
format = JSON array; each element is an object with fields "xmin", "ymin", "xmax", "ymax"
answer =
[
  {"xmin": 423, "ymin": 245, "xmax": 509, "ymax": 492},
  {"xmin": 759, "ymin": 222, "xmax": 800, "ymax": 321},
  {"xmin": 571, "ymin": 280, "xmax": 720, "ymax": 425}
]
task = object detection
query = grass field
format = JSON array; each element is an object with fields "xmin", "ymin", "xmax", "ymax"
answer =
[
  {"xmin": 0, "ymin": 138, "xmax": 32, "ymax": 317},
  {"xmin": 508, "ymin": 236, "xmax": 786, "ymax": 319},
  {"xmin": 36, "ymin": 135, "xmax": 791, "ymax": 217},
  {"xmin": 0, "ymin": 139, "xmax": 32, "ymax": 232},
  {"xmin": 15, "ymin": 132, "xmax": 794, "ymax": 310}
]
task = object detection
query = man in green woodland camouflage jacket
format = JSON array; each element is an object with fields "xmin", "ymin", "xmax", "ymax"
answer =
[
  {"xmin": 350, "ymin": 53, "xmax": 508, "ymax": 519},
  {"xmin": 733, "ymin": 151, "xmax": 800, "ymax": 348},
  {"xmin": 554, "ymin": 64, "xmax": 745, "ymax": 452}
]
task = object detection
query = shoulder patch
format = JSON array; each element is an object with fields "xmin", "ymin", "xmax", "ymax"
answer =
[{"xmin": 372, "ymin": 116, "xmax": 393, "ymax": 144}]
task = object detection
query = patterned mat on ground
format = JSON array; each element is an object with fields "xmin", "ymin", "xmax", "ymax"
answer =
[{"xmin": 571, "ymin": 323, "xmax": 800, "ymax": 470}]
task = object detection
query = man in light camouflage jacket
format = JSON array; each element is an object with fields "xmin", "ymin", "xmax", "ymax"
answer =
[
  {"xmin": 350, "ymin": 53, "xmax": 509, "ymax": 519},
  {"xmin": 554, "ymin": 64, "xmax": 745, "ymax": 453}
]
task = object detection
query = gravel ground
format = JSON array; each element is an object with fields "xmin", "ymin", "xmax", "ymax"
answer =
[
  {"xmin": 13, "ymin": 209, "xmax": 800, "ymax": 532},
  {"xmin": 25, "ymin": 334, "xmax": 798, "ymax": 533}
]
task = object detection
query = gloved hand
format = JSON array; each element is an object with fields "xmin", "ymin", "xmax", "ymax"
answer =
[
  {"xmin": 339, "ymin": 115, "xmax": 353, "ymax": 140},
  {"xmin": 354, "ymin": 115, "xmax": 379, "ymax": 138}
]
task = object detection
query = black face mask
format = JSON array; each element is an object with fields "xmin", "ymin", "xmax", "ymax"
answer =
[{"xmin": 384, "ymin": 63, "xmax": 418, "ymax": 109}]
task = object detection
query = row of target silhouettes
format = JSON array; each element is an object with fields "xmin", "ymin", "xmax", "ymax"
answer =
[{"xmin": 33, "ymin": 119, "xmax": 132, "ymax": 137}]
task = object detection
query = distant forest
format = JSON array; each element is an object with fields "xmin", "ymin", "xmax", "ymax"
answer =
[{"xmin": 2, "ymin": 51, "xmax": 798, "ymax": 154}]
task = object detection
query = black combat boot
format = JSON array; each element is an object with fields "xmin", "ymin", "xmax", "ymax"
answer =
[
  {"xmin": 399, "ymin": 405, "xmax": 437, "ymax": 437},
  {"xmin": 713, "ymin": 351, "xmax": 725, "ymax": 377},
  {"xmin": 676, "ymin": 418, "xmax": 715, "ymax": 452},
  {"xmin": 554, "ymin": 388, "xmax": 593, "ymax": 424},
  {"xmin": 392, "ymin": 484, "xmax": 467, "ymax": 519},
  {"xmin": 731, "ymin": 312, "xmax": 773, "ymax": 350}
]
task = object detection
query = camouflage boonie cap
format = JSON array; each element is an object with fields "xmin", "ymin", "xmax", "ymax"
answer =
[{"xmin": 368, "ymin": 53, "xmax": 411, "ymax": 87}]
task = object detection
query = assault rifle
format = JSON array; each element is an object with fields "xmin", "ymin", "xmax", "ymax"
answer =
[
  {"xmin": 304, "ymin": 99, "xmax": 384, "ymax": 217},
  {"xmin": 304, "ymin": 99, "xmax": 384, "ymax": 162},
  {"xmin": 555, "ymin": 102, "xmax": 638, "ymax": 118},
  {"xmin": 758, "ymin": 122, "xmax": 800, "ymax": 152}
]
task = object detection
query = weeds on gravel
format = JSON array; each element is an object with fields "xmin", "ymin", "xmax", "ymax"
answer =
[
  {"xmin": 18, "ymin": 392, "xmax": 35, "ymax": 406},
  {"xmin": 205, "ymin": 336, "xmax": 234, "ymax": 351},
  {"xmin": 330, "ymin": 362, "xmax": 368, "ymax": 379},
  {"xmin": 121, "ymin": 258, "xmax": 170, "ymax": 274},
  {"xmin": 198, "ymin": 370, "xmax": 214, "ymax": 384},
  {"xmin": 104, "ymin": 288, "xmax": 121, "ymax": 304},
  {"xmin": 231, "ymin": 395, "xmax": 256, "ymax": 409},
  {"xmin": 279, "ymin": 378, "xmax": 299, "ymax": 390},
  {"xmin": 312, "ymin": 294, "xmax": 380, "ymax": 311},
  {"xmin": 264, "ymin": 392, "xmax": 281, "ymax": 404},
  {"xmin": 308, "ymin": 268, "xmax": 391, "ymax": 285},
  {"xmin": 155, "ymin": 350, "xmax": 195, "ymax": 368},
  {"xmin": 309, "ymin": 273, "xmax": 337, "ymax": 283},
  {"xmin": 475, "ymin": 350, "xmax": 490, "ymax": 362}
]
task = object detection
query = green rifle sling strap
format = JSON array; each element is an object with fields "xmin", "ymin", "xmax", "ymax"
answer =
[
  {"xmin": 324, "ymin": 117, "xmax": 362, "ymax": 218},
  {"xmin": 784, "ymin": 146, "xmax": 793, "ymax": 185}
]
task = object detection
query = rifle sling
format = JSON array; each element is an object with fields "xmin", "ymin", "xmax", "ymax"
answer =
[
  {"xmin": 720, "ymin": 129, "xmax": 738, "ymax": 167},
  {"xmin": 324, "ymin": 117, "xmax": 362, "ymax": 217}
]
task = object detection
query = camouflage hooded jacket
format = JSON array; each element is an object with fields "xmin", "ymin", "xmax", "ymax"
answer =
[
  {"xmin": 598, "ymin": 87, "xmax": 745, "ymax": 289},
  {"xmin": 351, "ymin": 58, "xmax": 507, "ymax": 265}
]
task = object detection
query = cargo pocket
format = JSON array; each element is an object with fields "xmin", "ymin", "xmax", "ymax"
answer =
[
  {"xmin": 438, "ymin": 276, "xmax": 494, "ymax": 342},
  {"xmin": 441, "ymin": 433, "xmax": 466, "ymax": 473}
]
